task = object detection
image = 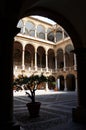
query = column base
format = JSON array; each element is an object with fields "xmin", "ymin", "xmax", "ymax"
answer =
[
  {"xmin": 0, "ymin": 122, "xmax": 20, "ymax": 130},
  {"xmin": 72, "ymin": 107, "xmax": 86, "ymax": 123}
]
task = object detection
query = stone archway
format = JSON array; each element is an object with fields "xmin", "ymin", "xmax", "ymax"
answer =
[{"xmin": 1, "ymin": 1, "xmax": 86, "ymax": 129}]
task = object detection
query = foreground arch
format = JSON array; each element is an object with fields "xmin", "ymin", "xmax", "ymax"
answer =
[{"xmin": 0, "ymin": 0, "xmax": 86, "ymax": 129}]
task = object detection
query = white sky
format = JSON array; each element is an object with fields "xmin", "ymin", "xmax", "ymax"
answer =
[{"xmin": 31, "ymin": 15, "xmax": 56, "ymax": 25}]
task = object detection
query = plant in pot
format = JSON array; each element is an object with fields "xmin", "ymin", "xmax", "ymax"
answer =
[{"xmin": 13, "ymin": 73, "xmax": 48, "ymax": 117}]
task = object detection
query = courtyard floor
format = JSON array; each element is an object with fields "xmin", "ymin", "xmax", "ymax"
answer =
[{"xmin": 13, "ymin": 90, "xmax": 86, "ymax": 130}]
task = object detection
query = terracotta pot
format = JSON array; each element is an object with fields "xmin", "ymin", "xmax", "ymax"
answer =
[{"xmin": 26, "ymin": 102, "xmax": 41, "ymax": 117}]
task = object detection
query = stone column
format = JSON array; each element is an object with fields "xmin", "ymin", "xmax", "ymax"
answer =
[
  {"xmin": 45, "ymin": 82, "xmax": 49, "ymax": 91},
  {"xmin": 62, "ymin": 28, "xmax": 64, "ymax": 40},
  {"xmin": 64, "ymin": 78, "xmax": 67, "ymax": 91},
  {"xmin": 35, "ymin": 25, "xmax": 37, "ymax": 38},
  {"xmin": 45, "ymin": 28, "xmax": 47, "ymax": 40},
  {"xmin": 72, "ymin": 48, "xmax": 86, "ymax": 123},
  {"xmin": 46, "ymin": 51, "xmax": 48, "ymax": 71},
  {"xmin": 22, "ymin": 20, "xmax": 26, "ymax": 34},
  {"xmin": 35, "ymin": 49, "xmax": 37, "ymax": 71},
  {"xmin": 74, "ymin": 53, "xmax": 77, "ymax": 70},
  {"xmin": 54, "ymin": 31, "xmax": 56, "ymax": 43},
  {"xmin": 0, "ymin": 20, "xmax": 20, "ymax": 129},
  {"xmin": 22, "ymin": 46, "xmax": 25, "ymax": 70},
  {"xmin": 55, "ymin": 52, "xmax": 57, "ymax": 70}
]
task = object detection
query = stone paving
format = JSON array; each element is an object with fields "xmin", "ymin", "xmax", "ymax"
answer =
[{"xmin": 13, "ymin": 90, "xmax": 86, "ymax": 130}]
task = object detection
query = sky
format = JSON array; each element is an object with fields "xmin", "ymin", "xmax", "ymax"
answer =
[{"xmin": 31, "ymin": 15, "xmax": 56, "ymax": 25}]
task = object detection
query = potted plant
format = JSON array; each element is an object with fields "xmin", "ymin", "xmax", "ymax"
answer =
[{"xmin": 13, "ymin": 73, "xmax": 48, "ymax": 117}]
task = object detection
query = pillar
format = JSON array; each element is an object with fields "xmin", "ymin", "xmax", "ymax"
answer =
[
  {"xmin": 64, "ymin": 78, "xmax": 67, "ymax": 91},
  {"xmin": 45, "ymin": 28, "xmax": 47, "ymax": 40},
  {"xmin": 72, "ymin": 48, "xmax": 86, "ymax": 123},
  {"xmin": 22, "ymin": 20, "xmax": 26, "ymax": 34},
  {"xmin": 35, "ymin": 50, "xmax": 37, "ymax": 71},
  {"xmin": 55, "ymin": 53, "xmax": 57, "ymax": 70},
  {"xmin": 35, "ymin": 25, "xmax": 37, "ymax": 38},
  {"xmin": 74, "ymin": 53, "xmax": 77, "ymax": 70},
  {"xmin": 0, "ymin": 20, "xmax": 20, "ymax": 129},
  {"xmin": 46, "ymin": 51, "xmax": 48, "ymax": 71},
  {"xmin": 45, "ymin": 82, "xmax": 49, "ymax": 91},
  {"xmin": 62, "ymin": 28, "xmax": 64, "ymax": 40},
  {"xmin": 22, "ymin": 46, "xmax": 25, "ymax": 70}
]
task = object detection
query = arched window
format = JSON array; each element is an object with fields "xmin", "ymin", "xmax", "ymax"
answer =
[
  {"xmin": 48, "ymin": 49, "xmax": 55, "ymax": 69},
  {"xmin": 47, "ymin": 28, "xmax": 54, "ymax": 42},
  {"xmin": 57, "ymin": 49, "xmax": 64, "ymax": 68},
  {"xmin": 17, "ymin": 19, "xmax": 24, "ymax": 33},
  {"xmin": 65, "ymin": 44, "xmax": 74, "ymax": 67},
  {"xmin": 25, "ymin": 21, "xmax": 35, "ymax": 37},
  {"xmin": 56, "ymin": 28, "xmax": 63, "ymax": 42},
  {"xmin": 37, "ymin": 25, "xmax": 45, "ymax": 39},
  {"xmin": 37, "ymin": 46, "xmax": 46, "ymax": 68}
]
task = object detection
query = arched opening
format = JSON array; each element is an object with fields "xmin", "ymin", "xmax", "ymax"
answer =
[
  {"xmin": 66, "ymin": 74, "xmax": 76, "ymax": 91},
  {"xmin": 13, "ymin": 14, "xmax": 78, "ymax": 129},
  {"xmin": 65, "ymin": 44, "xmax": 74, "ymax": 67},
  {"xmin": 1, "ymin": 1, "xmax": 86, "ymax": 130},
  {"xmin": 48, "ymin": 75, "xmax": 56, "ymax": 90},
  {"xmin": 25, "ymin": 44, "xmax": 35, "ymax": 68},
  {"xmin": 58, "ymin": 75, "xmax": 64, "ymax": 91},
  {"xmin": 13, "ymin": 41, "xmax": 22, "ymax": 67},
  {"xmin": 48, "ymin": 49, "xmax": 55, "ymax": 69},
  {"xmin": 57, "ymin": 48, "xmax": 64, "ymax": 69},
  {"xmin": 37, "ymin": 46, "xmax": 46, "ymax": 68}
]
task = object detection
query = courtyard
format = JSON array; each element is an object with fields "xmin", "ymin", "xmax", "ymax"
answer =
[{"xmin": 13, "ymin": 90, "xmax": 86, "ymax": 130}]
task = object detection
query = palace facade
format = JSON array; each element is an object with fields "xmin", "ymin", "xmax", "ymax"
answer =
[{"xmin": 13, "ymin": 16, "xmax": 77, "ymax": 91}]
